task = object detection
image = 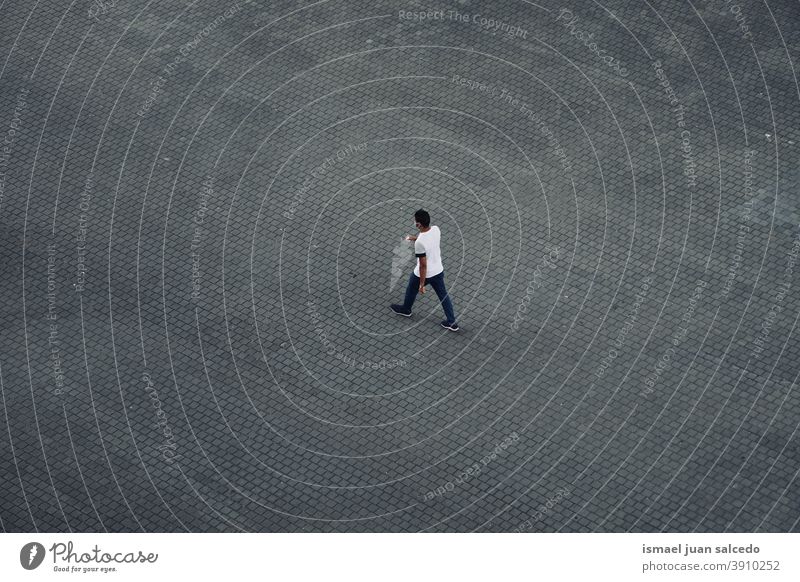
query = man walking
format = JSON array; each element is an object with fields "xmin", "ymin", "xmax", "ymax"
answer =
[{"xmin": 391, "ymin": 209, "xmax": 459, "ymax": 331}]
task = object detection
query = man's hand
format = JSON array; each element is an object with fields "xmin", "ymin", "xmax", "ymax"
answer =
[
  {"xmin": 405, "ymin": 235, "xmax": 417, "ymax": 242},
  {"xmin": 419, "ymin": 284, "xmax": 426, "ymax": 294}
]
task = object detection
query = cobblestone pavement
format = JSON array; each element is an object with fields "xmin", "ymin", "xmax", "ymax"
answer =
[{"xmin": 0, "ymin": 0, "xmax": 799, "ymax": 532}]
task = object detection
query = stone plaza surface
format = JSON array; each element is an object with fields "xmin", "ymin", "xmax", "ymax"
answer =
[{"xmin": 0, "ymin": 0, "xmax": 798, "ymax": 532}]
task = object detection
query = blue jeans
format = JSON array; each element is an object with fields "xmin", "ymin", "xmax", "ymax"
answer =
[{"xmin": 401, "ymin": 271, "xmax": 456, "ymax": 324}]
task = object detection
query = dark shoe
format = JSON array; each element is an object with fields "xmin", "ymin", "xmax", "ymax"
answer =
[
  {"xmin": 441, "ymin": 320, "xmax": 459, "ymax": 331},
  {"xmin": 391, "ymin": 304, "xmax": 412, "ymax": 317}
]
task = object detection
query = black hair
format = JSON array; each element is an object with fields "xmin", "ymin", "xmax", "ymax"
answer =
[{"xmin": 414, "ymin": 209, "xmax": 430, "ymax": 228}]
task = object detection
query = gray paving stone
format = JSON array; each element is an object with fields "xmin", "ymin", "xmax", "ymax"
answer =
[{"xmin": 0, "ymin": 0, "xmax": 798, "ymax": 532}]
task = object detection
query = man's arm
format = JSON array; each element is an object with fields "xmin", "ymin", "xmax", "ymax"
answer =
[{"xmin": 414, "ymin": 238, "xmax": 427, "ymax": 293}]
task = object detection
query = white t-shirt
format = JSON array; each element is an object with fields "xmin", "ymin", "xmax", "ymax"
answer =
[{"xmin": 414, "ymin": 225, "xmax": 444, "ymax": 278}]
